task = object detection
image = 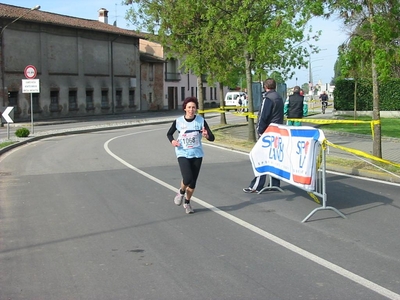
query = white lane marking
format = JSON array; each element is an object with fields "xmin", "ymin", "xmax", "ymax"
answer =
[
  {"xmin": 104, "ymin": 130, "xmax": 400, "ymax": 300},
  {"xmin": 326, "ymin": 170, "xmax": 400, "ymax": 186}
]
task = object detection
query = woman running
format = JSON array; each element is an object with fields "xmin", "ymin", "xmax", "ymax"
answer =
[{"xmin": 166, "ymin": 97, "xmax": 215, "ymax": 214}]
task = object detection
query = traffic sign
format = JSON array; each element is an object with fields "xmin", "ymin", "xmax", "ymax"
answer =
[
  {"xmin": 22, "ymin": 79, "xmax": 40, "ymax": 93},
  {"xmin": 24, "ymin": 65, "xmax": 37, "ymax": 79},
  {"xmin": 2, "ymin": 106, "xmax": 14, "ymax": 123}
]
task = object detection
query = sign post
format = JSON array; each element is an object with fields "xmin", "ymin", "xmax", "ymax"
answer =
[
  {"xmin": 23, "ymin": 65, "xmax": 39, "ymax": 134},
  {"xmin": 2, "ymin": 106, "xmax": 14, "ymax": 140}
]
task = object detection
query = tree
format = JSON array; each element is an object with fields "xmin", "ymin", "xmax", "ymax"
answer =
[
  {"xmin": 325, "ymin": 0, "xmax": 400, "ymax": 158},
  {"xmin": 124, "ymin": 0, "xmax": 316, "ymax": 141}
]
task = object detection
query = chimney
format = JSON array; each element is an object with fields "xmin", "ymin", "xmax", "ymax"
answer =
[{"xmin": 98, "ymin": 8, "xmax": 109, "ymax": 24}]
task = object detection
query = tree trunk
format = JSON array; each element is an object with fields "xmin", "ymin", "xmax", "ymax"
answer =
[
  {"xmin": 197, "ymin": 76, "xmax": 204, "ymax": 118},
  {"xmin": 353, "ymin": 80, "xmax": 357, "ymax": 120},
  {"xmin": 367, "ymin": 1, "xmax": 382, "ymax": 158},
  {"xmin": 245, "ymin": 51, "xmax": 256, "ymax": 142},
  {"xmin": 371, "ymin": 58, "xmax": 382, "ymax": 158},
  {"xmin": 218, "ymin": 82, "xmax": 227, "ymax": 125}
]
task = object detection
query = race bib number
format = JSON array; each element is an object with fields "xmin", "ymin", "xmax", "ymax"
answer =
[{"xmin": 180, "ymin": 131, "xmax": 200, "ymax": 149}]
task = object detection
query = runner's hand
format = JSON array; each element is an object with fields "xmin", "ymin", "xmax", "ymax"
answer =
[
  {"xmin": 171, "ymin": 140, "xmax": 180, "ymax": 147},
  {"xmin": 202, "ymin": 127, "xmax": 209, "ymax": 139}
]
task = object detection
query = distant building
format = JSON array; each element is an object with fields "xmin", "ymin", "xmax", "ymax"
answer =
[
  {"xmin": 0, "ymin": 3, "xmax": 230, "ymax": 121},
  {"xmin": 163, "ymin": 57, "xmax": 229, "ymax": 110},
  {"xmin": 0, "ymin": 4, "xmax": 146, "ymax": 121},
  {"xmin": 138, "ymin": 37, "xmax": 229, "ymax": 110},
  {"xmin": 288, "ymin": 80, "xmax": 335, "ymax": 100},
  {"xmin": 139, "ymin": 39, "xmax": 165, "ymax": 110}
]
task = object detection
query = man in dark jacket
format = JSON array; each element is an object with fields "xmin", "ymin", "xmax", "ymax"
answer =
[
  {"xmin": 284, "ymin": 86, "xmax": 306, "ymax": 126},
  {"xmin": 243, "ymin": 78, "xmax": 284, "ymax": 193}
]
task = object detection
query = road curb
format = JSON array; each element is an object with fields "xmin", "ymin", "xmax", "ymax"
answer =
[
  {"xmin": 0, "ymin": 118, "xmax": 177, "ymax": 156},
  {"xmin": 2, "ymin": 118, "xmax": 399, "ymax": 184}
]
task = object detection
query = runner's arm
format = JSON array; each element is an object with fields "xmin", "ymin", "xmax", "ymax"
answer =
[
  {"xmin": 166, "ymin": 120, "xmax": 177, "ymax": 143},
  {"xmin": 203, "ymin": 120, "xmax": 215, "ymax": 141}
]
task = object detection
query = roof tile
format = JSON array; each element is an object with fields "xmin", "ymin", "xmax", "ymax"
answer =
[{"xmin": 0, "ymin": 3, "xmax": 144, "ymax": 38}]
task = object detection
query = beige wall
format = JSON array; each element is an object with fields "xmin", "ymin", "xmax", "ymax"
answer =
[{"xmin": 140, "ymin": 40, "xmax": 163, "ymax": 58}]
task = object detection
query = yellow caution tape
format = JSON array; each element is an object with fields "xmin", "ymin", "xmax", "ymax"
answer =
[
  {"xmin": 201, "ymin": 109, "xmax": 382, "ymax": 131},
  {"xmin": 285, "ymin": 118, "xmax": 381, "ymax": 139},
  {"xmin": 286, "ymin": 118, "xmax": 379, "ymax": 125},
  {"xmin": 200, "ymin": 109, "xmax": 398, "ymax": 168},
  {"xmin": 198, "ymin": 108, "xmax": 258, "ymax": 119},
  {"xmin": 308, "ymin": 192, "xmax": 321, "ymax": 204},
  {"xmin": 326, "ymin": 140, "xmax": 400, "ymax": 168}
]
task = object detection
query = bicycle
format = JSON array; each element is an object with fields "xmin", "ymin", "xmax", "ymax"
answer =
[{"xmin": 321, "ymin": 101, "xmax": 328, "ymax": 114}]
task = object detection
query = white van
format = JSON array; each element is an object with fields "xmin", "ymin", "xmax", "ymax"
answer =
[{"xmin": 224, "ymin": 92, "xmax": 246, "ymax": 108}]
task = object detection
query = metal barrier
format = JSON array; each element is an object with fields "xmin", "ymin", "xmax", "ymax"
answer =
[
  {"xmin": 301, "ymin": 146, "xmax": 346, "ymax": 222},
  {"xmin": 258, "ymin": 143, "xmax": 346, "ymax": 223}
]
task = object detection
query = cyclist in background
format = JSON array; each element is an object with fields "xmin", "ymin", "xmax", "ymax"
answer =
[{"xmin": 319, "ymin": 91, "xmax": 328, "ymax": 113}]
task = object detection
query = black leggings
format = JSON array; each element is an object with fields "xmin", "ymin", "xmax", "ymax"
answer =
[{"xmin": 177, "ymin": 157, "xmax": 203, "ymax": 189}]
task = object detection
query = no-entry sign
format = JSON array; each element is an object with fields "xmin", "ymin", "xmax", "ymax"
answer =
[{"xmin": 24, "ymin": 65, "xmax": 37, "ymax": 79}]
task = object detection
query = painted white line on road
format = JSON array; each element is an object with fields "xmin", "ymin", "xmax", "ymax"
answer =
[
  {"xmin": 326, "ymin": 170, "xmax": 400, "ymax": 186},
  {"xmin": 104, "ymin": 130, "xmax": 400, "ymax": 300}
]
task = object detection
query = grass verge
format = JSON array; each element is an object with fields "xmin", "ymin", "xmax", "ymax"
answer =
[
  {"xmin": 317, "ymin": 116, "xmax": 400, "ymax": 138},
  {"xmin": 211, "ymin": 124, "xmax": 400, "ymax": 177},
  {"xmin": 0, "ymin": 141, "xmax": 15, "ymax": 149}
]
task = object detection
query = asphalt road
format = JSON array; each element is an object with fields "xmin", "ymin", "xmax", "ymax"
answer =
[{"xmin": 1, "ymin": 118, "xmax": 400, "ymax": 299}]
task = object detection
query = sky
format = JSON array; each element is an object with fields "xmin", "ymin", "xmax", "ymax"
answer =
[
  {"xmin": 286, "ymin": 16, "xmax": 350, "ymax": 88},
  {"xmin": 3, "ymin": 1, "xmax": 349, "ymax": 88}
]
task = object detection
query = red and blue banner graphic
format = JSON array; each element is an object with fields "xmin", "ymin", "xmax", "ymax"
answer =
[{"xmin": 249, "ymin": 123, "xmax": 325, "ymax": 191}]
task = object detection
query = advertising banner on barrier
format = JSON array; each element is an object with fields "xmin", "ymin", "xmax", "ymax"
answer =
[{"xmin": 249, "ymin": 123, "xmax": 325, "ymax": 191}]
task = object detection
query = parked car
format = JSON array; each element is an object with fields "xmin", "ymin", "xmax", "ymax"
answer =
[{"xmin": 224, "ymin": 92, "xmax": 247, "ymax": 110}]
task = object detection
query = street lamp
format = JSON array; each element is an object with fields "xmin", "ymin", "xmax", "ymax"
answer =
[
  {"xmin": 0, "ymin": 5, "xmax": 41, "ymax": 36},
  {"xmin": 308, "ymin": 50, "xmax": 326, "ymax": 92}
]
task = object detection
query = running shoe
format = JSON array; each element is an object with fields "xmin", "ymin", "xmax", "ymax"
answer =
[
  {"xmin": 174, "ymin": 191, "xmax": 185, "ymax": 206},
  {"xmin": 243, "ymin": 187, "xmax": 258, "ymax": 193},
  {"xmin": 183, "ymin": 203, "xmax": 194, "ymax": 214}
]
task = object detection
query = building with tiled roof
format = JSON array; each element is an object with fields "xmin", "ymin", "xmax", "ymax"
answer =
[
  {"xmin": 0, "ymin": 5, "xmax": 144, "ymax": 38},
  {"xmin": 0, "ymin": 3, "xmax": 165, "ymax": 121}
]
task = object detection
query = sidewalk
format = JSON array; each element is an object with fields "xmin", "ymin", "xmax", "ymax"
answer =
[
  {"xmin": 228, "ymin": 118, "xmax": 400, "ymax": 164},
  {"xmin": 1, "ymin": 110, "xmax": 399, "ymax": 183},
  {"xmin": 222, "ymin": 109, "xmax": 400, "ymax": 183}
]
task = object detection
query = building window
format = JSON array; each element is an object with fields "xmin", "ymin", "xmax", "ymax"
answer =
[
  {"xmin": 101, "ymin": 90, "xmax": 109, "ymax": 109},
  {"xmin": 8, "ymin": 91, "xmax": 18, "ymax": 107},
  {"xmin": 165, "ymin": 58, "xmax": 181, "ymax": 81},
  {"xmin": 31, "ymin": 93, "xmax": 41, "ymax": 113},
  {"xmin": 214, "ymin": 88, "xmax": 217, "ymax": 100},
  {"xmin": 50, "ymin": 90, "xmax": 60, "ymax": 112},
  {"xmin": 191, "ymin": 87, "xmax": 194, "ymax": 97},
  {"xmin": 116, "ymin": 90, "xmax": 123, "ymax": 108},
  {"xmin": 7, "ymin": 91, "xmax": 20, "ymax": 115},
  {"xmin": 129, "ymin": 89, "xmax": 135, "ymax": 108},
  {"xmin": 69, "ymin": 90, "xmax": 78, "ymax": 111},
  {"xmin": 86, "ymin": 90, "xmax": 94, "ymax": 111},
  {"xmin": 210, "ymin": 87, "xmax": 213, "ymax": 100},
  {"xmin": 202, "ymin": 87, "xmax": 207, "ymax": 100},
  {"xmin": 149, "ymin": 92, "xmax": 153, "ymax": 103},
  {"xmin": 181, "ymin": 87, "xmax": 185, "ymax": 101}
]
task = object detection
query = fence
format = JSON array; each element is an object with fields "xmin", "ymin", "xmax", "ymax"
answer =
[
  {"xmin": 249, "ymin": 124, "xmax": 346, "ymax": 223},
  {"xmin": 300, "ymin": 145, "xmax": 346, "ymax": 223}
]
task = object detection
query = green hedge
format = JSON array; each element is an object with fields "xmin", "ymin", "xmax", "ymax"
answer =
[{"xmin": 333, "ymin": 79, "xmax": 400, "ymax": 111}]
